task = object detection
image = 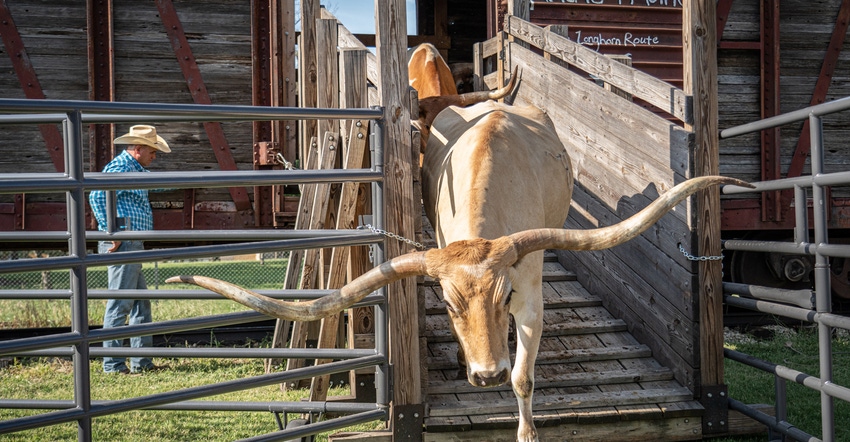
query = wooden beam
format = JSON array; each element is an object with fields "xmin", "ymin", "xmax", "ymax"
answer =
[
  {"xmin": 683, "ymin": 0, "xmax": 726, "ymax": 435},
  {"xmin": 299, "ymin": 0, "xmax": 320, "ymax": 162},
  {"xmin": 375, "ymin": 0, "xmax": 422, "ymax": 438}
]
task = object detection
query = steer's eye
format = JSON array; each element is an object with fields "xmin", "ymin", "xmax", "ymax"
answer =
[{"xmin": 504, "ymin": 290, "xmax": 513, "ymax": 306}]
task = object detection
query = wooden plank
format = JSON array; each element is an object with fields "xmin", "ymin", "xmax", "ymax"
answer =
[
  {"xmin": 459, "ymin": 389, "xmax": 512, "ymax": 430},
  {"xmin": 284, "ymin": 132, "xmax": 339, "ymax": 383},
  {"xmin": 316, "ymin": 18, "xmax": 340, "ymax": 139},
  {"xmin": 423, "ymin": 417, "xmax": 702, "ymax": 442},
  {"xmin": 307, "ymin": 121, "xmax": 370, "ymax": 402},
  {"xmin": 684, "ymin": 0, "xmax": 725, "ymax": 397},
  {"xmin": 266, "ymin": 140, "xmax": 320, "ymax": 373},
  {"xmin": 427, "ymin": 342, "xmax": 652, "ymax": 370},
  {"xmin": 545, "ymin": 281, "xmax": 603, "ymax": 307},
  {"xmin": 509, "ymin": 42, "xmax": 692, "ymax": 206},
  {"xmin": 505, "ymin": 15, "xmax": 690, "ymax": 124},
  {"xmin": 424, "ymin": 415, "xmax": 472, "ymax": 432},
  {"xmin": 321, "ymin": 8, "xmax": 380, "ymax": 106},
  {"xmin": 376, "ymin": 0, "xmax": 421, "ymax": 411},
  {"xmin": 425, "ymin": 316, "xmax": 626, "ymax": 342},
  {"xmin": 427, "ymin": 367, "xmax": 673, "ymax": 395},
  {"xmin": 542, "ymin": 261, "xmax": 576, "ymax": 281},
  {"xmin": 427, "ymin": 387, "xmax": 694, "ymax": 417},
  {"xmin": 298, "ymin": 0, "xmax": 320, "ymax": 162}
]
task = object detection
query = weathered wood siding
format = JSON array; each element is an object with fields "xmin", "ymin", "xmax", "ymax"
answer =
[
  {"xmin": 504, "ymin": 16, "xmax": 700, "ymax": 391},
  {"xmin": 718, "ymin": 0, "xmax": 850, "ymax": 184},
  {"xmin": 0, "ymin": 0, "xmax": 253, "ymax": 207}
]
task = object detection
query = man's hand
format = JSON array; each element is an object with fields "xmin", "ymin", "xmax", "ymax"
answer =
[{"xmin": 108, "ymin": 240, "xmax": 121, "ymax": 253}]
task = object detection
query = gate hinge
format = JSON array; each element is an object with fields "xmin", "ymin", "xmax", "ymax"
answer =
[{"xmin": 700, "ymin": 384, "xmax": 729, "ymax": 435}]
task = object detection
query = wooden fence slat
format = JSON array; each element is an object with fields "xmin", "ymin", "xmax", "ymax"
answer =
[
  {"xmin": 265, "ymin": 138, "xmax": 320, "ymax": 373},
  {"xmin": 307, "ymin": 121, "xmax": 370, "ymax": 402},
  {"xmin": 284, "ymin": 132, "xmax": 339, "ymax": 387}
]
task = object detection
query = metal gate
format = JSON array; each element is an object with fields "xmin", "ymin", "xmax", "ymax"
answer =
[
  {"xmin": 721, "ymin": 96, "xmax": 850, "ymax": 442},
  {"xmin": 0, "ymin": 98, "xmax": 390, "ymax": 441}
]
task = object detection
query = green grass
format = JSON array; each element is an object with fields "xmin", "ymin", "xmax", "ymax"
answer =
[
  {"xmin": 1, "ymin": 258, "xmax": 386, "ymax": 440},
  {"xmin": 719, "ymin": 323, "xmax": 850, "ymax": 441},
  {"xmin": 0, "ymin": 258, "xmax": 287, "ymax": 328},
  {"xmin": 0, "ymin": 357, "xmax": 383, "ymax": 441}
]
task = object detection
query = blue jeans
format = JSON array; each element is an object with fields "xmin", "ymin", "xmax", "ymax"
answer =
[{"xmin": 100, "ymin": 240, "xmax": 154, "ymax": 373}]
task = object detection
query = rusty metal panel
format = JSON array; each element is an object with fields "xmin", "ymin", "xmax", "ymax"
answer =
[{"xmin": 86, "ymin": 0, "xmax": 115, "ymax": 175}]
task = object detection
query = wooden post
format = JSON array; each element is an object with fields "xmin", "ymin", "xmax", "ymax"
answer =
[
  {"xmin": 375, "ymin": 0, "xmax": 422, "ymax": 440},
  {"xmin": 276, "ymin": 0, "xmax": 298, "ymax": 166},
  {"xmin": 298, "ymin": 0, "xmax": 320, "ymax": 163},
  {"xmin": 339, "ymin": 48, "xmax": 376, "ymax": 402},
  {"xmin": 307, "ymin": 120, "xmax": 370, "ymax": 403},
  {"xmin": 683, "ymin": 0, "xmax": 727, "ymax": 435},
  {"xmin": 507, "ymin": 0, "xmax": 530, "ymax": 21},
  {"xmin": 317, "ymin": 18, "xmax": 340, "ymax": 140}
]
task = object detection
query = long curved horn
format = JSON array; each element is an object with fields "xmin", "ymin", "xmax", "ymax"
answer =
[
  {"xmin": 166, "ymin": 251, "xmax": 429, "ymax": 321},
  {"xmin": 509, "ymin": 176, "xmax": 754, "ymax": 258},
  {"xmin": 417, "ymin": 65, "xmax": 521, "ymax": 131}
]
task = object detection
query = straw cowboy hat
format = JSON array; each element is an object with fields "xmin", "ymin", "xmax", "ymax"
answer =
[{"xmin": 113, "ymin": 125, "xmax": 171, "ymax": 153}]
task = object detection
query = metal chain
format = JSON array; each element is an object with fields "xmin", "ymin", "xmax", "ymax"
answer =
[
  {"xmin": 358, "ymin": 224, "xmax": 426, "ymax": 250},
  {"xmin": 678, "ymin": 243, "xmax": 723, "ymax": 261}
]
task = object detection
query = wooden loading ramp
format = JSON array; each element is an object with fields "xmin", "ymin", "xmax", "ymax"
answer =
[{"xmin": 419, "ymin": 252, "xmax": 704, "ymax": 442}]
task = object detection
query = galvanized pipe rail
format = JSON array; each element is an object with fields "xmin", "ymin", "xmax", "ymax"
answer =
[
  {"xmin": 0, "ymin": 98, "xmax": 390, "ymax": 441},
  {"xmin": 720, "ymin": 96, "xmax": 850, "ymax": 442}
]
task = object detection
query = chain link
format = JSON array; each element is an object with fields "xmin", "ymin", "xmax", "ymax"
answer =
[
  {"xmin": 358, "ymin": 224, "xmax": 426, "ymax": 250},
  {"xmin": 678, "ymin": 243, "xmax": 723, "ymax": 261}
]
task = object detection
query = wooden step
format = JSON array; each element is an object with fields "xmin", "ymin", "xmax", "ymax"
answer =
[
  {"xmin": 427, "ymin": 366, "xmax": 674, "ymax": 394},
  {"xmin": 425, "ymin": 316, "xmax": 627, "ymax": 342},
  {"xmin": 427, "ymin": 384, "xmax": 695, "ymax": 417},
  {"xmin": 427, "ymin": 342, "xmax": 654, "ymax": 370}
]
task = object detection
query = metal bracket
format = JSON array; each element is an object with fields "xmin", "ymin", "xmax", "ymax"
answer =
[
  {"xmin": 254, "ymin": 141, "xmax": 280, "ymax": 166},
  {"xmin": 700, "ymin": 384, "xmax": 729, "ymax": 435},
  {"xmin": 392, "ymin": 403, "xmax": 424, "ymax": 441}
]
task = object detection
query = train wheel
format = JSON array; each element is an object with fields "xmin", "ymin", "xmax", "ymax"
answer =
[
  {"xmin": 726, "ymin": 231, "xmax": 850, "ymax": 299},
  {"xmin": 726, "ymin": 232, "xmax": 814, "ymax": 291},
  {"xmin": 283, "ymin": 418, "xmax": 312, "ymax": 442}
]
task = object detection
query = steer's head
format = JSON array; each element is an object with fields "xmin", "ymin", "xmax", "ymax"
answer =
[{"xmin": 425, "ymin": 237, "xmax": 517, "ymax": 387}]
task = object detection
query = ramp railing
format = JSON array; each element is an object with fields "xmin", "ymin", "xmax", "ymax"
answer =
[{"xmin": 720, "ymin": 95, "xmax": 850, "ymax": 442}]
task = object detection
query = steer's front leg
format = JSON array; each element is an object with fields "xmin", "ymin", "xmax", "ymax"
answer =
[{"xmin": 510, "ymin": 278, "xmax": 543, "ymax": 442}]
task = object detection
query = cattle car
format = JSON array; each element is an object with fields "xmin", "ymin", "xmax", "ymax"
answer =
[
  {"xmin": 0, "ymin": 0, "xmax": 299, "ymax": 244},
  {"xmin": 476, "ymin": 0, "xmax": 850, "ymax": 298}
]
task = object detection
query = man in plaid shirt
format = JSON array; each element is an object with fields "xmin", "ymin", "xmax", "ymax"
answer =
[{"xmin": 89, "ymin": 125, "xmax": 171, "ymax": 374}]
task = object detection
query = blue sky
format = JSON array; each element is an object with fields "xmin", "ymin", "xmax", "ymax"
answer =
[{"xmin": 321, "ymin": 0, "xmax": 417, "ymax": 34}]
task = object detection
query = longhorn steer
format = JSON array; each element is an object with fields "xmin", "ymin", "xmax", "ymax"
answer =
[
  {"xmin": 407, "ymin": 43, "xmax": 518, "ymax": 157},
  {"xmin": 168, "ymin": 101, "xmax": 750, "ymax": 441},
  {"xmin": 407, "ymin": 43, "xmax": 457, "ymax": 99}
]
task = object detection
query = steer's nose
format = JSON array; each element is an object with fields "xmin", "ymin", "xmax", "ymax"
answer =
[{"xmin": 472, "ymin": 369, "xmax": 510, "ymax": 387}]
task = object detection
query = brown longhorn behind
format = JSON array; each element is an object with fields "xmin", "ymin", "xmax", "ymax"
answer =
[{"xmin": 414, "ymin": 66, "xmax": 521, "ymax": 154}]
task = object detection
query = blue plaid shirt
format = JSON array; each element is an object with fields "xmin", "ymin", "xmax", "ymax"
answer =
[{"xmin": 89, "ymin": 150, "xmax": 154, "ymax": 232}]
